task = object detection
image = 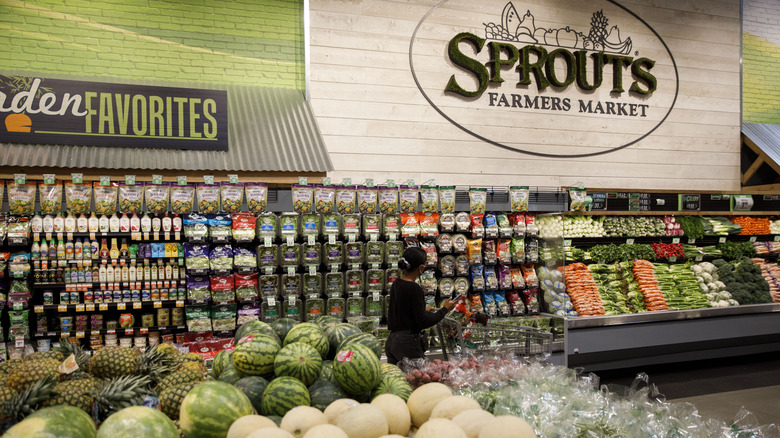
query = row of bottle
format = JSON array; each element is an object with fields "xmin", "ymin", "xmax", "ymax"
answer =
[
  {"xmin": 42, "ymin": 282, "xmax": 187, "ymax": 305},
  {"xmin": 32, "ymin": 237, "xmax": 134, "ymax": 261},
  {"xmin": 34, "ymin": 259, "xmax": 185, "ymax": 284},
  {"xmin": 30, "ymin": 212, "xmax": 183, "ymax": 235}
]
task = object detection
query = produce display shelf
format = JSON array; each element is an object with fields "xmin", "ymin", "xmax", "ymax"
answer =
[
  {"xmin": 564, "ymin": 303, "xmax": 780, "ymax": 372},
  {"xmin": 568, "ymin": 211, "xmax": 777, "ymax": 216},
  {"xmin": 34, "ymin": 325, "xmax": 188, "ymax": 338}
]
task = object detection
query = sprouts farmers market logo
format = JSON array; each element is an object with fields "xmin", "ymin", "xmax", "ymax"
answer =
[
  {"xmin": 0, "ymin": 76, "xmax": 228, "ymax": 151},
  {"xmin": 409, "ymin": 1, "xmax": 679, "ymax": 158}
]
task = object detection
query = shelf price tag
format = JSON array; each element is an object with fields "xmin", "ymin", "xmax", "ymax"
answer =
[
  {"xmin": 298, "ymin": 177, "xmax": 308, "ymax": 186},
  {"xmin": 140, "ymin": 328, "xmax": 149, "ymax": 334},
  {"xmin": 348, "ymin": 234, "xmax": 356, "ymax": 243},
  {"xmin": 264, "ymin": 237, "xmax": 272, "ymax": 247},
  {"xmin": 695, "ymin": 255, "xmax": 704, "ymax": 262},
  {"xmin": 352, "ymin": 264, "xmax": 360, "ymax": 271},
  {"xmin": 329, "ymin": 234, "xmax": 337, "ymax": 245},
  {"xmin": 308, "ymin": 235, "xmax": 315, "ymax": 245},
  {"xmin": 668, "ymin": 256, "xmax": 678, "ymax": 263},
  {"xmin": 76, "ymin": 331, "xmax": 85, "ymax": 339},
  {"xmin": 688, "ymin": 238, "xmax": 696, "ymax": 244},
  {"xmin": 718, "ymin": 237, "xmax": 727, "ymax": 243},
  {"xmin": 34, "ymin": 305, "xmax": 44, "ymax": 313},
  {"xmin": 75, "ymin": 304, "xmax": 85, "ymax": 312},
  {"xmin": 775, "ymin": 235, "xmax": 780, "ymax": 242},
  {"xmin": 287, "ymin": 266, "xmax": 296, "ymax": 276},
  {"xmin": 117, "ymin": 303, "xmax": 127, "ymax": 310},
  {"xmin": 91, "ymin": 330, "xmax": 101, "ymax": 336},
  {"xmin": 12, "ymin": 302, "xmax": 23, "ymax": 311},
  {"xmin": 388, "ymin": 233, "xmax": 397, "ymax": 241},
  {"xmin": 13, "ymin": 173, "xmax": 26, "ymax": 184},
  {"xmin": 124, "ymin": 329, "xmax": 134, "ymax": 335},
  {"xmin": 203, "ymin": 175, "xmax": 214, "ymax": 185},
  {"xmin": 100, "ymin": 176, "xmax": 110, "ymax": 186},
  {"xmin": 264, "ymin": 267, "xmax": 274, "ymax": 275},
  {"xmin": 99, "ymin": 303, "xmax": 108, "ymax": 311},
  {"xmin": 672, "ymin": 238, "xmax": 680, "ymax": 244},
  {"xmin": 228, "ymin": 174, "xmax": 239, "ymax": 184},
  {"xmin": 133, "ymin": 302, "xmax": 142, "ymax": 310},
  {"xmin": 58, "ymin": 305, "xmax": 67, "ymax": 312},
  {"xmin": 106, "ymin": 329, "xmax": 116, "ymax": 335},
  {"xmin": 71, "ymin": 173, "xmax": 83, "ymax": 184},
  {"xmin": 15, "ymin": 336, "xmax": 24, "ymax": 348},
  {"xmin": 386, "ymin": 179, "xmax": 396, "ymax": 188},
  {"xmin": 563, "ymin": 240, "xmax": 572, "ymax": 247},
  {"xmin": 749, "ymin": 236, "xmax": 758, "ymax": 243},
  {"xmin": 364, "ymin": 178, "xmax": 374, "ymax": 188},
  {"xmin": 125, "ymin": 175, "xmax": 136, "ymax": 185},
  {"xmin": 370, "ymin": 234, "xmax": 378, "ymax": 242},
  {"xmin": 176, "ymin": 300, "xmax": 184, "ymax": 308},
  {"xmin": 153, "ymin": 301, "xmax": 162, "ymax": 309},
  {"xmin": 286, "ymin": 236, "xmax": 294, "ymax": 246},
  {"xmin": 626, "ymin": 238, "xmax": 635, "ymax": 245},
  {"xmin": 308, "ymin": 265, "xmax": 317, "ymax": 275},
  {"xmin": 152, "ymin": 174, "xmax": 163, "ymax": 185},
  {"xmin": 86, "ymin": 304, "xmax": 95, "ymax": 312},
  {"xmin": 43, "ymin": 174, "xmax": 55, "ymax": 184}
]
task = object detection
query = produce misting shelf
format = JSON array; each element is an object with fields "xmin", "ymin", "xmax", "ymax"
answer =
[
  {"xmin": 562, "ymin": 303, "xmax": 780, "ymax": 372},
  {"xmin": 567, "ymin": 211, "xmax": 779, "ymax": 216}
]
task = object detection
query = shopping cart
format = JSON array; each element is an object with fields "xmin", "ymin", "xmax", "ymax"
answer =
[{"xmin": 434, "ymin": 317, "xmax": 553, "ymax": 361}]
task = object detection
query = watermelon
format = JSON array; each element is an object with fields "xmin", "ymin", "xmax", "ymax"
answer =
[
  {"xmin": 96, "ymin": 406, "xmax": 178, "ymax": 438},
  {"xmin": 274, "ymin": 342, "xmax": 323, "ymax": 387},
  {"xmin": 4, "ymin": 405, "xmax": 97, "ymax": 438},
  {"xmin": 370, "ymin": 374, "xmax": 413, "ymax": 401},
  {"xmin": 332, "ymin": 344, "xmax": 382, "ymax": 396},
  {"xmin": 338, "ymin": 332, "xmax": 382, "ymax": 359},
  {"xmin": 319, "ymin": 360, "xmax": 337, "ymax": 384},
  {"xmin": 235, "ymin": 320, "xmax": 280, "ymax": 344},
  {"xmin": 324, "ymin": 323, "xmax": 361, "ymax": 359},
  {"xmin": 234, "ymin": 376, "xmax": 269, "ymax": 414},
  {"xmin": 381, "ymin": 363, "xmax": 406, "ymax": 379},
  {"xmin": 271, "ymin": 317, "xmax": 298, "ymax": 343},
  {"xmin": 217, "ymin": 362, "xmax": 246, "ymax": 384},
  {"xmin": 211, "ymin": 349, "xmax": 232, "ymax": 379},
  {"xmin": 260, "ymin": 376, "xmax": 311, "ymax": 417},
  {"xmin": 313, "ymin": 315, "xmax": 341, "ymax": 330},
  {"xmin": 232, "ymin": 334, "xmax": 281, "ymax": 376},
  {"xmin": 268, "ymin": 415, "xmax": 283, "ymax": 426},
  {"xmin": 180, "ymin": 381, "xmax": 254, "ymax": 438},
  {"xmin": 283, "ymin": 323, "xmax": 329, "ymax": 359},
  {"xmin": 308, "ymin": 379, "xmax": 349, "ymax": 410}
]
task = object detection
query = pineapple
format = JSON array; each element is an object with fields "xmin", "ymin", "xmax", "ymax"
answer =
[
  {"xmin": 0, "ymin": 359, "xmax": 21, "ymax": 384},
  {"xmin": 43, "ymin": 378, "xmax": 99, "ymax": 413},
  {"xmin": 0, "ymin": 376, "xmax": 57, "ymax": 422},
  {"xmin": 156, "ymin": 342, "xmax": 180, "ymax": 358},
  {"xmin": 5, "ymin": 359, "xmax": 61, "ymax": 392},
  {"xmin": 91, "ymin": 375, "xmax": 156, "ymax": 421},
  {"xmin": 56, "ymin": 337, "xmax": 91, "ymax": 371},
  {"xmin": 136, "ymin": 344, "xmax": 175, "ymax": 384},
  {"xmin": 24, "ymin": 350, "xmax": 65, "ymax": 362},
  {"xmin": 89, "ymin": 346, "xmax": 141, "ymax": 378},
  {"xmin": 587, "ymin": 10, "xmax": 609, "ymax": 47},
  {"xmin": 156, "ymin": 365, "xmax": 206, "ymax": 394},
  {"xmin": 160, "ymin": 381, "xmax": 199, "ymax": 420},
  {"xmin": 0, "ymin": 386, "xmax": 17, "ymax": 405}
]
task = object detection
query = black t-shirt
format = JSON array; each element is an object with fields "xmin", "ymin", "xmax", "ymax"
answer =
[{"xmin": 387, "ymin": 278, "xmax": 448, "ymax": 333}]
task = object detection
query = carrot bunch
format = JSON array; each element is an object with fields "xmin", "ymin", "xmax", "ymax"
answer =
[
  {"xmin": 564, "ymin": 263, "xmax": 605, "ymax": 316},
  {"xmin": 632, "ymin": 260, "xmax": 669, "ymax": 311},
  {"xmin": 731, "ymin": 216, "xmax": 770, "ymax": 235}
]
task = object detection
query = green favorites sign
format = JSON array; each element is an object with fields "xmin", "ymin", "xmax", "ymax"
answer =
[{"xmin": 0, "ymin": 76, "xmax": 228, "ymax": 150}]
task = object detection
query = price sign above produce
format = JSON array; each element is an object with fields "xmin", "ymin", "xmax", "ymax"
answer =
[
  {"xmin": 679, "ymin": 194, "xmax": 701, "ymax": 211},
  {"xmin": 0, "ymin": 75, "xmax": 228, "ymax": 150}
]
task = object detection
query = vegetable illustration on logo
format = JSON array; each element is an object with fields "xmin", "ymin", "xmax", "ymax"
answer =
[
  {"xmin": 5, "ymin": 114, "xmax": 31, "ymax": 132},
  {"xmin": 1, "ymin": 76, "xmax": 53, "ymax": 133},
  {"xmin": 484, "ymin": 3, "xmax": 632, "ymax": 54}
]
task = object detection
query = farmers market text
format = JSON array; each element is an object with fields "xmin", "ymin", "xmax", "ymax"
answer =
[
  {"xmin": 487, "ymin": 93, "xmax": 650, "ymax": 117},
  {"xmin": 445, "ymin": 32, "xmax": 657, "ymax": 99}
]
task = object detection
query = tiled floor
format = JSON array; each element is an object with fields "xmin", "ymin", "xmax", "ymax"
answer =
[{"xmin": 672, "ymin": 385, "xmax": 780, "ymax": 426}]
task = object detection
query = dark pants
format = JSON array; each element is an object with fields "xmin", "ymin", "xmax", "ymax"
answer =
[{"xmin": 385, "ymin": 331, "xmax": 424, "ymax": 365}]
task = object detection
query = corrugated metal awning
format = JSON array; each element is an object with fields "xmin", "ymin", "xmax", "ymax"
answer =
[
  {"xmin": 742, "ymin": 123, "xmax": 780, "ymax": 167},
  {"xmin": 0, "ymin": 85, "xmax": 332, "ymax": 173},
  {"xmin": 741, "ymin": 122, "xmax": 780, "ymax": 189}
]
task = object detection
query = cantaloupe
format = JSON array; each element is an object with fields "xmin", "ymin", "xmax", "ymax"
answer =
[
  {"xmin": 406, "ymin": 382, "xmax": 453, "ymax": 427},
  {"xmin": 335, "ymin": 403, "xmax": 389, "ymax": 438},
  {"xmin": 370, "ymin": 394, "xmax": 411, "ymax": 436},
  {"xmin": 247, "ymin": 427, "xmax": 295, "ymax": 438},
  {"xmin": 281, "ymin": 406, "xmax": 328, "ymax": 437},
  {"xmin": 477, "ymin": 415, "xmax": 536, "ymax": 438},
  {"xmin": 324, "ymin": 399, "xmax": 359, "ymax": 424},
  {"xmin": 228, "ymin": 415, "xmax": 278, "ymax": 438},
  {"xmin": 452, "ymin": 409, "xmax": 494, "ymax": 438},
  {"xmin": 415, "ymin": 418, "xmax": 467, "ymax": 438},
  {"xmin": 430, "ymin": 395, "xmax": 481, "ymax": 420},
  {"xmin": 303, "ymin": 424, "xmax": 350, "ymax": 438}
]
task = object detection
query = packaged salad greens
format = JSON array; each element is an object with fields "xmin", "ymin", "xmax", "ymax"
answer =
[
  {"xmin": 145, "ymin": 183, "xmax": 170, "ymax": 214},
  {"xmin": 379, "ymin": 186, "xmax": 398, "ymax": 214},
  {"xmin": 452, "ymin": 234, "xmax": 468, "ymax": 254},
  {"xmin": 94, "ymin": 182, "xmax": 119, "ymax": 215},
  {"xmin": 282, "ymin": 273, "xmax": 301, "ymax": 296},
  {"xmin": 208, "ymin": 214, "xmax": 232, "ymax": 239},
  {"xmin": 386, "ymin": 268, "xmax": 400, "ymax": 292},
  {"xmin": 483, "ymin": 239, "xmax": 497, "ymax": 265},
  {"xmin": 279, "ymin": 243, "xmax": 301, "ymax": 266},
  {"xmin": 326, "ymin": 297, "xmax": 345, "ymax": 319},
  {"xmin": 365, "ymin": 293, "xmax": 383, "ymax": 317},
  {"xmin": 186, "ymin": 305, "xmax": 212, "ymax": 332},
  {"xmin": 484, "ymin": 266, "xmax": 499, "ymax": 290},
  {"xmin": 484, "ymin": 213, "xmax": 499, "ymax": 239},
  {"xmin": 357, "ymin": 186, "xmax": 378, "ymax": 214},
  {"xmin": 279, "ymin": 213, "xmax": 299, "ymax": 238},
  {"xmin": 470, "ymin": 265, "xmax": 485, "ymax": 291},
  {"xmin": 342, "ymin": 213, "xmax": 361, "ymax": 237},
  {"xmin": 435, "ymin": 234, "xmax": 452, "ymax": 253},
  {"xmin": 511, "ymin": 213, "xmax": 526, "ymax": 236},
  {"xmin": 525, "ymin": 237, "xmax": 539, "ymax": 264},
  {"xmin": 467, "ymin": 238, "xmax": 482, "ymax": 264},
  {"xmin": 322, "ymin": 213, "xmax": 341, "ymax": 235},
  {"xmin": 420, "ymin": 186, "xmax": 439, "ymax": 212},
  {"xmin": 363, "ymin": 214, "xmax": 381, "ymax": 238},
  {"xmin": 183, "ymin": 214, "xmax": 209, "ymax": 239},
  {"xmin": 439, "ymin": 213, "xmax": 455, "ymax": 233},
  {"xmin": 64, "ymin": 183, "xmax": 92, "ymax": 214},
  {"xmin": 511, "ymin": 237, "xmax": 526, "ymax": 264},
  {"xmin": 399, "ymin": 185, "xmax": 419, "ymax": 213},
  {"xmin": 257, "ymin": 245, "xmax": 278, "ymax": 268},
  {"xmin": 6, "ymin": 182, "xmax": 35, "ymax": 216},
  {"xmin": 245, "ymin": 183, "xmax": 268, "ymax": 213},
  {"xmin": 498, "ymin": 239, "xmax": 512, "ymax": 264},
  {"xmin": 400, "ymin": 213, "xmax": 420, "ymax": 237},
  {"xmin": 220, "ymin": 182, "xmax": 244, "ymax": 213},
  {"xmin": 336, "ymin": 186, "xmax": 356, "ymax": 214},
  {"xmin": 236, "ymin": 303, "xmax": 261, "ymax": 326},
  {"xmin": 325, "ymin": 272, "xmax": 344, "ymax": 296},
  {"xmin": 497, "ymin": 213, "xmax": 512, "ymax": 237},
  {"xmin": 210, "ymin": 275, "xmax": 235, "ymax": 302},
  {"xmin": 324, "ymin": 242, "xmax": 344, "ymax": 265},
  {"xmin": 235, "ymin": 273, "xmax": 259, "ymax": 301},
  {"xmin": 421, "ymin": 241, "xmax": 437, "ymax": 268},
  {"xmin": 385, "ymin": 241, "xmax": 403, "ymax": 266},
  {"xmin": 438, "ymin": 278, "xmax": 455, "ymax": 297},
  {"xmin": 38, "ymin": 182, "xmax": 62, "ymax": 215},
  {"xmin": 454, "ymin": 277, "xmax": 470, "ymax": 296},
  {"xmin": 346, "ymin": 270, "xmax": 364, "ymax": 294},
  {"xmin": 383, "ymin": 214, "xmax": 400, "ymax": 237},
  {"xmin": 196, "ymin": 183, "xmax": 220, "ymax": 214},
  {"xmin": 470, "ymin": 214, "xmax": 485, "ymax": 238},
  {"xmin": 302, "ymin": 243, "xmax": 321, "ymax": 266},
  {"xmin": 184, "ymin": 243, "xmax": 210, "ymax": 271},
  {"xmin": 260, "ymin": 275, "xmax": 279, "ymax": 297},
  {"xmin": 261, "ymin": 297, "xmax": 281, "ymax": 322},
  {"xmin": 455, "ymin": 212, "xmax": 471, "ymax": 232},
  {"xmin": 510, "ymin": 266, "xmax": 526, "ymax": 289},
  {"xmin": 303, "ymin": 273, "xmax": 322, "ymax": 296},
  {"xmin": 346, "ymin": 296, "xmax": 364, "ymax": 318},
  {"xmin": 314, "ymin": 185, "xmax": 336, "ymax": 213},
  {"xmin": 209, "ymin": 245, "xmax": 233, "ymax": 271},
  {"xmin": 420, "ymin": 270, "xmax": 437, "ymax": 294},
  {"xmin": 366, "ymin": 269, "xmax": 384, "ymax": 293},
  {"xmin": 257, "ymin": 213, "xmax": 278, "ymax": 239},
  {"xmin": 283, "ymin": 295, "xmax": 303, "ymax": 320},
  {"xmin": 186, "ymin": 275, "xmax": 211, "ymax": 301},
  {"xmin": 419, "ymin": 212, "xmax": 439, "ymax": 237},
  {"xmin": 569, "ymin": 186, "xmax": 587, "ymax": 211},
  {"xmin": 291, "ymin": 184, "xmax": 314, "ymax": 213},
  {"xmin": 211, "ymin": 304, "xmax": 237, "ymax": 331},
  {"xmin": 439, "ymin": 255, "xmax": 456, "ymax": 277},
  {"xmin": 438, "ymin": 186, "xmax": 456, "ymax": 213},
  {"xmin": 468, "ymin": 188, "xmax": 487, "ymax": 214},
  {"xmin": 115, "ymin": 183, "xmax": 142, "ymax": 214},
  {"xmin": 345, "ymin": 241, "xmax": 364, "ymax": 265},
  {"xmin": 510, "ymin": 186, "xmax": 530, "ymax": 212},
  {"xmin": 305, "ymin": 296, "xmax": 325, "ymax": 322},
  {"xmin": 301, "ymin": 213, "xmax": 320, "ymax": 236},
  {"xmin": 498, "ymin": 264, "xmax": 512, "ymax": 289},
  {"xmin": 365, "ymin": 241, "xmax": 384, "ymax": 265},
  {"xmin": 232, "ymin": 212, "xmax": 256, "ymax": 241},
  {"xmin": 170, "ymin": 184, "xmax": 195, "ymax": 215}
]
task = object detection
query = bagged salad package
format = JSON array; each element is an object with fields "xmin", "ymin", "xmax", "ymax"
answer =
[
  {"xmin": 170, "ymin": 184, "xmax": 195, "ymax": 215},
  {"xmin": 399, "ymin": 185, "xmax": 419, "ymax": 213},
  {"xmin": 220, "ymin": 182, "xmax": 244, "ymax": 213},
  {"xmin": 145, "ymin": 183, "xmax": 170, "ymax": 214},
  {"xmin": 469, "ymin": 188, "xmax": 487, "ymax": 214},
  {"xmin": 379, "ymin": 186, "xmax": 399, "ymax": 214},
  {"xmin": 117, "ymin": 183, "xmax": 142, "ymax": 214},
  {"xmin": 196, "ymin": 183, "xmax": 220, "ymax": 214},
  {"xmin": 510, "ymin": 186, "xmax": 530, "ymax": 212},
  {"xmin": 245, "ymin": 183, "xmax": 268, "ymax": 213},
  {"xmin": 291, "ymin": 184, "xmax": 314, "ymax": 213},
  {"xmin": 65, "ymin": 182, "xmax": 92, "ymax": 214},
  {"xmin": 420, "ymin": 185, "xmax": 439, "ymax": 213},
  {"xmin": 357, "ymin": 186, "xmax": 378, "ymax": 214},
  {"xmin": 94, "ymin": 182, "xmax": 119, "ymax": 215},
  {"xmin": 336, "ymin": 185, "xmax": 357, "ymax": 214},
  {"xmin": 7, "ymin": 182, "xmax": 36, "ymax": 216},
  {"xmin": 314, "ymin": 185, "xmax": 336, "ymax": 213},
  {"xmin": 439, "ymin": 186, "xmax": 456, "ymax": 213},
  {"xmin": 37, "ymin": 182, "xmax": 62, "ymax": 215}
]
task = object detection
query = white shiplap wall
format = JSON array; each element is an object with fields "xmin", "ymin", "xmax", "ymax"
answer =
[{"xmin": 308, "ymin": 0, "xmax": 741, "ymax": 190}]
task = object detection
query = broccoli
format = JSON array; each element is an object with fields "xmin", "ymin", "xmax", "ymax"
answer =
[{"xmin": 719, "ymin": 258, "xmax": 772, "ymax": 305}]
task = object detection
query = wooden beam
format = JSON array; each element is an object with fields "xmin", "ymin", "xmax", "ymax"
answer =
[
  {"xmin": 741, "ymin": 156, "xmax": 765, "ymax": 185},
  {"xmin": 743, "ymin": 136, "xmax": 780, "ymax": 176},
  {"xmin": 740, "ymin": 182, "xmax": 780, "ymax": 192}
]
